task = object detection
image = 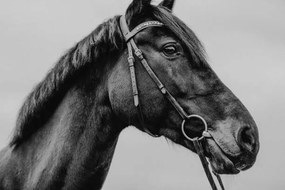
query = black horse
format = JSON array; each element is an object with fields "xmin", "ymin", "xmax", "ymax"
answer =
[{"xmin": 0, "ymin": 0, "xmax": 259, "ymax": 189}]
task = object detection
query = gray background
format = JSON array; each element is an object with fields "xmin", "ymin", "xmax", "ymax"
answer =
[{"xmin": 0, "ymin": 0, "xmax": 284, "ymax": 189}]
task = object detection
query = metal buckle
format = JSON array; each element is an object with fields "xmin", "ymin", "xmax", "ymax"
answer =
[{"xmin": 181, "ymin": 114, "xmax": 211, "ymax": 141}]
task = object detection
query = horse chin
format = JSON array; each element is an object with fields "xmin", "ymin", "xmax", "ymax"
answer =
[{"xmin": 205, "ymin": 138, "xmax": 240, "ymax": 174}]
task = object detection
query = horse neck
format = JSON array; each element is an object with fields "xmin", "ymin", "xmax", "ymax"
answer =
[
  {"xmin": 61, "ymin": 86, "xmax": 121, "ymax": 190},
  {"xmin": 14, "ymin": 76, "xmax": 122, "ymax": 189}
]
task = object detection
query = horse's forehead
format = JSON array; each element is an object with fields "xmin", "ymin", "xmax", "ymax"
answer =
[{"xmin": 138, "ymin": 26, "xmax": 177, "ymax": 41}]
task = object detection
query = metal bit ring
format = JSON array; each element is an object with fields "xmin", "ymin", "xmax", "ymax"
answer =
[{"xmin": 181, "ymin": 114, "xmax": 210, "ymax": 141}]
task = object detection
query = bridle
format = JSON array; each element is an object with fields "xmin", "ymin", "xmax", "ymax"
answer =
[{"xmin": 119, "ymin": 15, "xmax": 225, "ymax": 190}]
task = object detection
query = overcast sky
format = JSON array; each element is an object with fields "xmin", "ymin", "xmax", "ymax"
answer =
[{"xmin": 0, "ymin": 0, "xmax": 284, "ymax": 189}]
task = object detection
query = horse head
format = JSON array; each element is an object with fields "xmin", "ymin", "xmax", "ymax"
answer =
[{"xmin": 108, "ymin": 0, "xmax": 259, "ymax": 175}]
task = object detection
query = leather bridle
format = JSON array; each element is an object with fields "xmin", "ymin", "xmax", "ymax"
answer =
[{"xmin": 119, "ymin": 15, "xmax": 225, "ymax": 190}]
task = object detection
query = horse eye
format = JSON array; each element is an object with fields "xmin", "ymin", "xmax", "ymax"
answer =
[{"xmin": 162, "ymin": 45, "xmax": 177, "ymax": 56}]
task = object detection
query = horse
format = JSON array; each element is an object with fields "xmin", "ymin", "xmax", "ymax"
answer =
[{"xmin": 0, "ymin": 0, "xmax": 259, "ymax": 189}]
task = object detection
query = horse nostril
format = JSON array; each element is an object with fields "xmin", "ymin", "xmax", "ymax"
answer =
[{"xmin": 237, "ymin": 126, "xmax": 257, "ymax": 153}]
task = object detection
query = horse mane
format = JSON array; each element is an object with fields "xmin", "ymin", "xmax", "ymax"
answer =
[
  {"xmin": 10, "ymin": 5, "xmax": 207, "ymax": 147},
  {"xmin": 10, "ymin": 16, "xmax": 124, "ymax": 146}
]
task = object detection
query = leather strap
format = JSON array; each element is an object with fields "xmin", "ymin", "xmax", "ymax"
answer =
[
  {"xmin": 121, "ymin": 15, "xmax": 163, "ymax": 42},
  {"xmin": 120, "ymin": 15, "xmax": 162, "ymax": 137},
  {"xmin": 120, "ymin": 16, "xmax": 189, "ymax": 120},
  {"xmin": 193, "ymin": 138, "xmax": 225, "ymax": 190},
  {"xmin": 130, "ymin": 39, "xmax": 189, "ymax": 120}
]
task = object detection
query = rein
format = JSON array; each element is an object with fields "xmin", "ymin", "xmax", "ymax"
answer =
[{"xmin": 119, "ymin": 15, "xmax": 225, "ymax": 190}]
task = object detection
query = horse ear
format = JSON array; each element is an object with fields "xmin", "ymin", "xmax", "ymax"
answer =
[
  {"xmin": 158, "ymin": 0, "xmax": 175, "ymax": 11},
  {"xmin": 126, "ymin": 0, "xmax": 152, "ymax": 16},
  {"xmin": 125, "ymin": 0, "xmax": 152, "ymax": 27}
]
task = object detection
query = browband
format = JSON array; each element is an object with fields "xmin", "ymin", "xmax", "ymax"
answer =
[{"xmin": 120, "ymin": 15, "xmax": 163, "ymax": 42}]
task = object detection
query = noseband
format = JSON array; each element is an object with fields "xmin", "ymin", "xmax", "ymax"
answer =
[{"xmin": 119, "ymin": 15, "xmax": 225, "ymax": 190}]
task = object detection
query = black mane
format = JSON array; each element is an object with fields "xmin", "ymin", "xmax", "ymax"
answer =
[{"xmin": 10, "ymin": 16, "xmax": 124, "ymax": 146}]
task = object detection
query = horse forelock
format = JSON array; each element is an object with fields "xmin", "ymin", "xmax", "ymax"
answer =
[{"xmin": 10, "ymin": 16, "xmax": 124, "ymax": 147}]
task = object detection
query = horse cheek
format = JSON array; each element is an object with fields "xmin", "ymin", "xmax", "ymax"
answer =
[{"xmin": 107, "ymin": 68, "xmax": 136, "ymax": 122}]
